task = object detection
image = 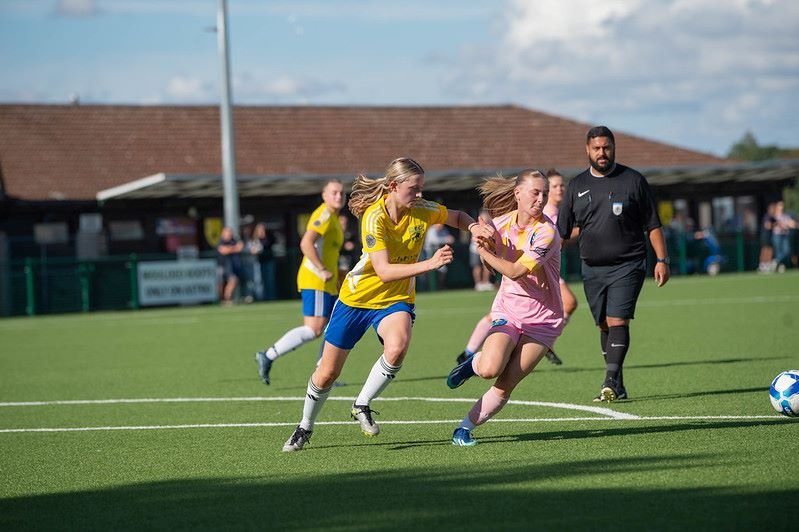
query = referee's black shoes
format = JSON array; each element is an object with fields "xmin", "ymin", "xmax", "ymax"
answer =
[{"xmin": 593, "ymin": 377, "xmax": 628, "ymax": 402}]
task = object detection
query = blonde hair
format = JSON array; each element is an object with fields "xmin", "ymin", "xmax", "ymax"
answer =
[
  {"xmin": 348, "ymin": 157, "xmax": 425, "ymax": 218},
  {"xmin": 479, "ymin": 169, "xmax": 547, "ymax": 218}
]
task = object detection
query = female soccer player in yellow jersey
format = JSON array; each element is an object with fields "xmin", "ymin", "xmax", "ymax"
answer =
[
  {"xmin": 282, "ymin": 157, "xmax": 485, "ymax": 451},
  {"xmin": 255, "ymin": 179, "xmax": 345, "ymax": 385}
]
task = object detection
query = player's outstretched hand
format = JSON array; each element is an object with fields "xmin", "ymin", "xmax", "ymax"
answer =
[
  {"xmin": 474, "ymin": 218, "xmax": 496, "ymax": 254},
  {"xmin": 430, "ymin": 244, "xmax": 454, "ymax": 269}
]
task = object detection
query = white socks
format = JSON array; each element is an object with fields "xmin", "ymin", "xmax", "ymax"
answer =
[
  {"xmin": 268, "ymin": 325, "xmax": 317, "ymax": 360},
  {"xmin": 355, "ymin": 354, "xmax": 401, "ymax": 406},
  {"xmin": 299, "ymin": 377, "xmax": 332, "ymax": 431}
]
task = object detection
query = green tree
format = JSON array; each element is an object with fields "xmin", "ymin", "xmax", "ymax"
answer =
[
  {"xmin": 727, "ymin": 131, "xmax": 783, "ymax": 161},
  {"xmin": 783, "ymin": 181, "xmax": 799, "ymax": 214}
]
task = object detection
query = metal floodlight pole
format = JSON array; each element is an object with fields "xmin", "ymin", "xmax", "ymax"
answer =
[{"xmin": 217, "ymin": 0, "xmax": 240, "ymax": 235}]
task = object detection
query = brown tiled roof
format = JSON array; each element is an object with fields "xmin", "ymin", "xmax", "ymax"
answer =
[{"xmin": 0, "ymin": 103, "xmax": 728, "ymax": 202}]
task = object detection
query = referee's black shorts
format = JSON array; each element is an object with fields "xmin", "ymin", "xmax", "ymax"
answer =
[{"xmin": 581, "ymin": 258, "xmax": 646, "ymax": 325}]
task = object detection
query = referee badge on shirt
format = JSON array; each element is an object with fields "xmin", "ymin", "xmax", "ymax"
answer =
[{"xmin": 612, "ymin": 202, "xmax": 623, "ymax": 216}]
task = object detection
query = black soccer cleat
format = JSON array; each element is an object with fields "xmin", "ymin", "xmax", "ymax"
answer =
[
  {"xmin": 282, "ymin": 426, "xmax": 312, "ymax": 452},
  {"xmin": 544, "ymin": 349, "xmax": 563, "ymax": 365}
]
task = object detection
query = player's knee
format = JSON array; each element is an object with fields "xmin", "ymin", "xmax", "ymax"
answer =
[
  {"xmin": 476, "ymin": 360, "xmax": 501, "ymax": 379},
  {"xmin": 304, "ymin": 319, "xmax": 327, "ymax": 337},
  {"xmin": 606, "ymin": 317, "xmax": 628, "ymax": 328},
  {"xmin": 382, "ymin": 346, "xmax": 407, "ymax": 366},
  {"xmin": 313, "ymin": 367, "xmax": 340, "ymax": 389}
]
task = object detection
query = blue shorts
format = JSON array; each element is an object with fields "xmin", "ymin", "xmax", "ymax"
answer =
[
  {"xmin": 324, "ymin": 301, "xmax": 416, "ymax": 350},
  {"xmin": 301, "ymin": 290, "xmax": 337, "ymax": 318}
]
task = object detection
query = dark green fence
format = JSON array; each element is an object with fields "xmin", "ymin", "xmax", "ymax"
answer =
[
  {"xmin": 1, "ymin": 250, "xmax": 306, "ymax": 317},
  {"xmin": 0, "ymin": 231, "xmax": 768, "ymax": 317},
  {"xmin": 560, "ymin": 230, "xmax": 762, "ymax": 280}
]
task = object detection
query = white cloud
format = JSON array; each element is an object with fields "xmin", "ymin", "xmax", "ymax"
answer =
[
  {"xmin": 165, "ymin": 76, "xmax": 211, "ymax": 101},
  {"xmin": 445, "ymin": 0, "xmax": 799, "ymax": 153}
]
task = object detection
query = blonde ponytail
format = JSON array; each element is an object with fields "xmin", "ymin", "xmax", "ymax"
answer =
[
  {"xmin": 479, "ymin": 169, "xmax": 547, "ymax": 218},
  {"xmin": 348, "ymin": 174, "xmax": 389, "ymax": 218},
  {"xmin": 348, "ymin": 157, "xmax": 425, "ymax": 218}
]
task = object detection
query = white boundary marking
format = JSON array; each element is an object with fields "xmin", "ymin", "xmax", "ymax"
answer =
[
  {"xmin": 0, "ymin": 395, "xmax": 638, "ymax": 419},
  {"xmin": 0, "ymin": 395, "xmax": 790, "ymax": 434}
]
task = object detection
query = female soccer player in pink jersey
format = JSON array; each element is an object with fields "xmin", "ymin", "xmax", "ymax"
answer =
[
  {"xmin": 454, "ymin": 168, "xmax": 577, "ymax": 366},
  {"xmin": 446, "ymin": 169, "xmax": 564, "ymax": 446}
]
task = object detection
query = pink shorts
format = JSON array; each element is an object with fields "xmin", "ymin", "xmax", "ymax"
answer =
[{"xmin": 487, "ymin": 316, "xmax": 561, "ymax": 351}]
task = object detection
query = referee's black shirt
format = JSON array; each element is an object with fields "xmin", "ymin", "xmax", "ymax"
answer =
[{"xmin": 557, "ymin": 164, "xmax": 662, "ymax": 267}]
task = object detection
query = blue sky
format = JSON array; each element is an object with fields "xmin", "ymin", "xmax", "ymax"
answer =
[{"xmin": 1, "ymin": 0, "xmax": 797, "ymax": 157}]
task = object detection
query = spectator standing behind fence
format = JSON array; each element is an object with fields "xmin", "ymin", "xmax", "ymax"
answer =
[
  {"xmin": 758, "ymin": 203, "xmax": 777, "ymax": 273},
  {"xmin": 217, "ymin": 226, "xmax": 244, "ymax": 305},
  {"xmin": 772, "ymin": 201, "xmax": 797, "ymax": 273},
  {"xmin": 470, "ymin": 209, "xmax": 495, "ymax": 291},
  {"xmin": 337, "ymin": 213, "xmax": 360, "ymax": 282},
  {"xmin": 246, "ymin": 222, "xmax": 276, "ymax": 301},
  {"xmin": 557, "ymin": 126, "xmax": 670, "ymax": 402}
]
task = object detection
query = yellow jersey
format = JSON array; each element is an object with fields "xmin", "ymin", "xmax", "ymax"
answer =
[
  {"xmin": 339, "ymin": 196, "xmax": 447, "ymax": 308},
  {"xmin": 296, "ymin": 203, "xmax": 343, "ymax": 294}
]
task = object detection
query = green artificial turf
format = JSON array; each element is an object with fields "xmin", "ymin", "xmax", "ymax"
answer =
[{"xmin": 1, "ymin": 272, "xmax": 797, "ymax": 530}]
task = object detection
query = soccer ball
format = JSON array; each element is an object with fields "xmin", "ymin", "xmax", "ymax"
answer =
[{"xmin": 769, "ymin": 370, "xmax": 799, "ymax": 417}]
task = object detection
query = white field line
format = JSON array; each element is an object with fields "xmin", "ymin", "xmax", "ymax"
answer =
[
  {"xmin": 0, "ymin": 396, "xmax": 638, "ymax": 419},
  {"xmin": 0, "ymin": 416, "xmax": 789, "ymax": 434},
  {"xmin": 0, "ymin": 395, "xmax": 791, "ymax": 434}
]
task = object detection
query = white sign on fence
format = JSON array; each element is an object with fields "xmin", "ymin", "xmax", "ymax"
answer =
[{"xmin": 138, "ymin": 260, "xmax": 218, "ymax": 306}]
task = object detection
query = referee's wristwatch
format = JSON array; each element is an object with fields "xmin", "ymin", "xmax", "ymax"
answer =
[{"xmin": 656, "ymin": 257, "xmax": 670, "ymax": 265}]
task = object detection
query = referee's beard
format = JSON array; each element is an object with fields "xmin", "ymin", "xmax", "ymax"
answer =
[{"xmin": 589, "ymin": 155, "xmax": 614, "ymax": 174}]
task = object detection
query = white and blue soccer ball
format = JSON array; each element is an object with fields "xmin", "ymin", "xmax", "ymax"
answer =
[{"xmin": 769, "ymin": 370, "xmax": 799, "ymax": 417}]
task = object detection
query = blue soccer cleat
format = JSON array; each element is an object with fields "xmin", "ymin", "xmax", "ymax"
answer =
[
  {"xmin": 255, "ymin": 350, "xmax": 273, "ymax": 385},
  {"xmin": 447, "ymin": 357, "xmax": 476, "ymax": 389},
  {"xmin": 452, "ymin": 427, "xmax": 478, "ymax": 447}
]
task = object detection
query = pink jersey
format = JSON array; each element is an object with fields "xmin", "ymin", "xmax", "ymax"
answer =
[
  {"xmin": 543, "ymin": 203, "xmax": 559, "ymax": 224},
  {"xmin": 543, "ymin": 202, "xmax": 567, "ymax": 285},
  {"xmin": 489, "ymin": 210, "xmax": 564, "ymax": 347}
]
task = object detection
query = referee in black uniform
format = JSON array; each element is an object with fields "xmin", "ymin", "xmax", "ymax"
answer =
[{"xmin": 558, "ymin": 126, "xmax": 670, "ymax": 402}]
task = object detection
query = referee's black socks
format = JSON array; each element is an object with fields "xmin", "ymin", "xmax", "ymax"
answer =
[{"xmin": 605, "ymin": 325, "xmax": 630, "ymax": 382}]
